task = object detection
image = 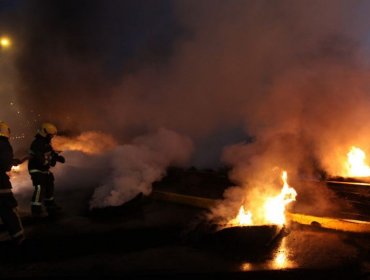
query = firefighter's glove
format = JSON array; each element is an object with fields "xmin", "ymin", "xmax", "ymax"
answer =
[
  {"xmin": 50, "ymin": 152, "xmax": 57, "ymax": 166},
  {"xmin": 56, "ymin": 155, "xmax": 65, "ymax": 163},
  {"xmin": 12, "ymin": 158, "xmax": 22, "ymax": 166}
]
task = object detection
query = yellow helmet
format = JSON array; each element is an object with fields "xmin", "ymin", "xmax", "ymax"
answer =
[
  {"xmin": 39, "ymin": 122, "xmax": 57, "ymax": 137},
  {"xmin": 0, "ymin": 121, "xmax": 10, "ymax": 138}
]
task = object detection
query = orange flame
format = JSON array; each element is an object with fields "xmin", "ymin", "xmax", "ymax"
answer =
[
  {"xmin": 227, "ymin": 170, "xmax": 297, "ymax": 227},
  {"xmin": 263, "ymin": 171, "xmax": 297, "ymax": 225},
  {"xmin": 52, "ymin": 131, "xmax": 117, "ymax": 154},
  {"xmin": 345, "ymin": 146, "xmax": 370, "ymax": 177},
  {"xmin": 228, "ymin": 206, "xmax": 253, "ymax": 226}
]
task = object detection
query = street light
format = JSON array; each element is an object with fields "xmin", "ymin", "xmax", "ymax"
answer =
[{"xmin": 0, "ymin": 36, "xmax": 12, "ymax": 49}]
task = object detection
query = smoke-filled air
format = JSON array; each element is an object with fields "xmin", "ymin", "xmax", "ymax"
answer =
[{"xmin": 2, "ymin": 0, "xmax": 370, "ymax": 214}]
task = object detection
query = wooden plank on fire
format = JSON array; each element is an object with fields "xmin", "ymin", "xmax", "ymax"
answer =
[{"xmin": 286, "ymin": 212, "xmax": 370, "ymax": 233}]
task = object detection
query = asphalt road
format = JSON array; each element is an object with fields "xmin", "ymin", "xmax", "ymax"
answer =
[
  {"xmin": 0, "ymin": 198, "xmax": 368, "ymax": 279},
  {"xmin": 0, "ymin": 168, "xmax": 369, "ymax": 279}
]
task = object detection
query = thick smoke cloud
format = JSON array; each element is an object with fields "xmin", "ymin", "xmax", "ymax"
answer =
[
  {"xmin": 90, "ymin": 128, "xmax": 193, "ymax": 208},
  {"xmin": 13, "ymin": 0, "xmax": 370, "ymax": 158},
  {"xmin": 3, "ymin": 1, "xmax": 370, "ymax": 212}
]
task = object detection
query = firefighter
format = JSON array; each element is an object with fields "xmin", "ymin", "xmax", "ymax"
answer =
[
  {"xmin": 0, "ymin": 121, "xmax": 25, "ymax": 245},
  {"xmin": 28, "ymin": 122, "xmax": 65, "ymax": 217}
]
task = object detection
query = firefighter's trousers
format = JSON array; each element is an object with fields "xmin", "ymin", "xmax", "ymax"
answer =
[
  {"xmin": 30, "ymin": 171, "xmax": 56, "ymax": 214},
  {"xmin": 0, "ymin": 192, "xmax": 24, "ymax": 240}
]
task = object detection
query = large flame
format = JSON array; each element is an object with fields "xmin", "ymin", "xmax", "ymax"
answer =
[
  {"xmin": 345, "ymin": 146, "xmax": 370, "ymax": 177},
  {"xmin": 263, "ymin": 171, "xmax": 297, "ymax": 225},
  {"xmin": 227, "ymin": 170, "xmax": 297, "ymax": 227}
]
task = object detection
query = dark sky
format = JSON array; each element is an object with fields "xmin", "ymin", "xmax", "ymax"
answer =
[{"xmin": 19, "ymin": 0, "xmax": 182, "ymax": 78}]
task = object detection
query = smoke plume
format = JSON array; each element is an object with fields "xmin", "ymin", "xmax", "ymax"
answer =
[
  {"xmin": 2, "ymin": 1, "xmax": 370, "ymax": 213},
  {"xmin": 90, "ymin": 128, "xmax": 193, "ymax": 208}
]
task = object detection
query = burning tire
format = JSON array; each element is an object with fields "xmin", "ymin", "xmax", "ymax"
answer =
[
  {"xmin": 210, "ymin": 225, "xmax": 284, "ymax": 253},
  {"xmin": 186, "ymin": 221, "xmax": 286, "ymax": 259}
]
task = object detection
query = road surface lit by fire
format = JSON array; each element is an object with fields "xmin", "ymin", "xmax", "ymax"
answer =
[{"xmin": 0, "ymin": 168, "xmax": 368, "ymax": 278}]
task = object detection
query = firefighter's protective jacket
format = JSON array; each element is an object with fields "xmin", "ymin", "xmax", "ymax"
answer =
[
  {"xmin": 0, "ymin": 136, "xmax": 14, "ymax": 190},
  {"xmin": 28, "ymin": 133, "xmax": 61, "ymax": 173}
]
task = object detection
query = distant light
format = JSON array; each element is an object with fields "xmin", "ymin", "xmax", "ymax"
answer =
[{"xmin": 0, "ymin": 36, "xmax": 12, "ymax": 49}]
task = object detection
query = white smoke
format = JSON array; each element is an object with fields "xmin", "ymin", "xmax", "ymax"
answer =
[
  {"xmin": 11, "ymin": 128, "xmax": 192, "ymax": 212},
  {"xmin": 89, "ymin": 128, "xmax": 193, "ymax": 208}
]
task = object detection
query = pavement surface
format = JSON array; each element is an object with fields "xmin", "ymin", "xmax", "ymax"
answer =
[{"xmin": 0, "ymin": 168, "xmax": 369, "ymax": 279}]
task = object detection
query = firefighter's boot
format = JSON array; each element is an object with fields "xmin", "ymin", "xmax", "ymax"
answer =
[{"xmin": 31, "ymin": 204, "xmax": 47, "ymax": 218}]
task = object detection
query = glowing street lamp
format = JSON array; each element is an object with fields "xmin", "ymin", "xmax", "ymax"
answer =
[{"xmin": 0, "ymin": 36, "xmax": 12, "ymax": 49}]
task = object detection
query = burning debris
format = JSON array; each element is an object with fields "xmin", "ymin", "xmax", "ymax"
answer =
[
  {"xmin": 186, "ymin": 170, "xmax": 297, "ymax": 258},
  {"xmin": 216, "ymin": 170, "xmax": 297, "ymax": 229},
  {"xmin": 207, "ymin": 224, "xmax": 284, "ymax": 259}
]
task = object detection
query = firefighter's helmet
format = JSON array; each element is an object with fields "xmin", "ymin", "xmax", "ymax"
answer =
[
  {"xmin": 0, "ymin": 121, "xmax": 10, "ymax": 138},
  {"xmin": 39, "ymin": 122, "xmax": 57, "ymax": 137}
]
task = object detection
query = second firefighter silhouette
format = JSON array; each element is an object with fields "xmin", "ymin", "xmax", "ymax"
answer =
[
  {"xmin": 28, "ymin": 123, "xmax": 65, "ymax": 217},
  {"xmin": 0, "ymin": 122, "xmax": 25, "ymax": 244}
]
